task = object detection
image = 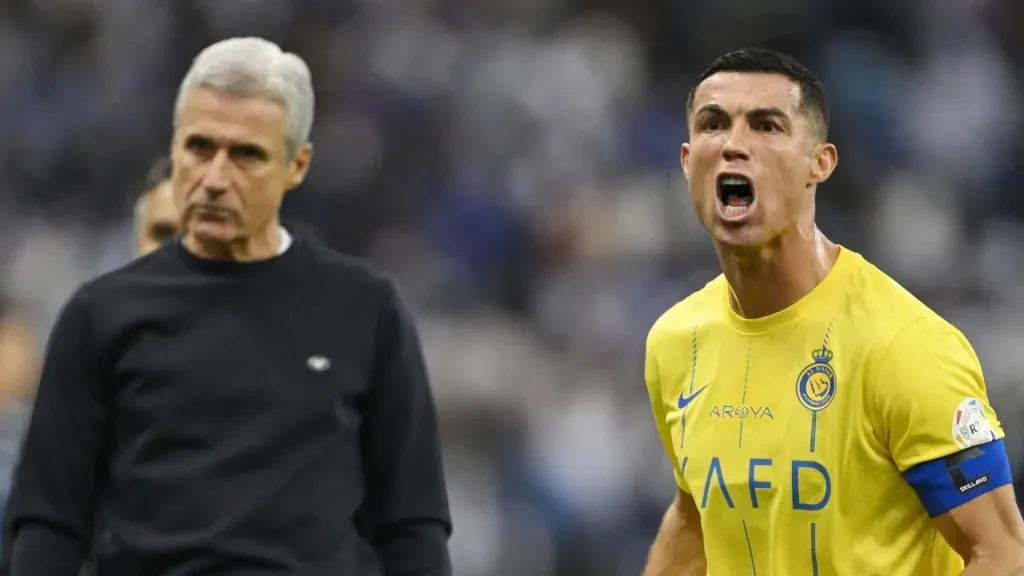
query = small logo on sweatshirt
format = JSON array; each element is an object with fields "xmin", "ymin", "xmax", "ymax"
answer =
[{"xmin": 307, "ymin": 355, "xmax": 331, "ymax": 372}]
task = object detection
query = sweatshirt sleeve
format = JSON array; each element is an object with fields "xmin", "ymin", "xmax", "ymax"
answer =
[
  {"xmin": 5, "ymin": 287, "xmax": 108, "ymax": 575},
  {"xmin": 355, "ymin": 279, "xmax": 452, "ymax": 576}
]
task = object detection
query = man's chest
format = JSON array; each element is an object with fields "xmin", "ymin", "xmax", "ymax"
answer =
[
  {"xmin": 105, "ymin": 288, "xmax": 378, "ymax": 434},
  {"xmin": 663, "ymin": 326, "xmax": 879, "ymax": 511}
]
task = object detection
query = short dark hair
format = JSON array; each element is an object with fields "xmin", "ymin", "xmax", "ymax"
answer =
[
  {"xmin": 143, "ymin": 156, "xmax": 173, "ymax": 195},
  {"xmin": 686, "ymin": 48, "xmax": 829, "ymax": 139},
  {"xmin": 131, "ymin": 156, "xmax": 173, "ymax": 219}
]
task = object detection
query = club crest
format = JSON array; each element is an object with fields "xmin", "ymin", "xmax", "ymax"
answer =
[{"xmin": 796, "ymin": 345, "xmax": 836, "ymax": 412}]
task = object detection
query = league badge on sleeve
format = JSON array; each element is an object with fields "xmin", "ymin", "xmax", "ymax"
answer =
[{"xmin": 952, "ymin": 397, "xmax": 997, "ymax": 449}]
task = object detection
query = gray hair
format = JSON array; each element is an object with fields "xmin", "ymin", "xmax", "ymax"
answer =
[{"xmin": 173, "ymin": 37, "xmax": 315, "ymax": 158}]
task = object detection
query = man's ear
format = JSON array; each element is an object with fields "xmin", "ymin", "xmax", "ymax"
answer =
[
  {"xmin": 810, "ymin": 142, "xmax": 838, "ymax": 185},
  {"xmin": 288, "ymin": 143, "xmax": 313, "ymax": 190},
  {"xmin": 681, "ymin": 143, "xmax": 691, "ymax": 181}
]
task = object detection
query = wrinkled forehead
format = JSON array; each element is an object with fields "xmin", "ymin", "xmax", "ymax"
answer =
[
  {"xmin": 175, "ymin": 87, "xmax": 289, "ymax": 152},
  {"xmin": 691, "ymin": 72, "xmax": 803, "ymax": 118}
]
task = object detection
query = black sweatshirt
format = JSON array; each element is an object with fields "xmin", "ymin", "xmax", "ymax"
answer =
[{"xmin": 3, "ymin": 236, "xmax": 452, "ymax": 575}]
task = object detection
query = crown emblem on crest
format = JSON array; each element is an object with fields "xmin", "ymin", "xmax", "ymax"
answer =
[{"xmin": 811, "ymin": 345, "xmax": 833, "ymax": 364}]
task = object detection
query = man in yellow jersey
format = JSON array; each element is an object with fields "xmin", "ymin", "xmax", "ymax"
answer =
[{"xmin": 642, "ymin": 47, "xmax": 1024, "ymax": 575}]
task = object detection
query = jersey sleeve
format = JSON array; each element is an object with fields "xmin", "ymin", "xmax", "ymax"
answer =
[
  {"xmin": 645, "ymin": 328, "xmax": 687, "ymax": 492},
  {"xmin": 873, "ymin": 317, "xmax": 1011, "ymax": 517}
]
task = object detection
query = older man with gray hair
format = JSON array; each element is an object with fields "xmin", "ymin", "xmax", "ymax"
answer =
[{"xmin": 3, "ymin": 38, "xmax": 452, "ymax": 575}]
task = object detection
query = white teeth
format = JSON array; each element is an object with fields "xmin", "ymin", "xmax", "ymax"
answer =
[{"xmin": 721, "ymin": 176, "xmax": 750, "ymax": 186}]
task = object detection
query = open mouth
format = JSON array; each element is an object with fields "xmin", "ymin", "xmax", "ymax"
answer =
[{"xmin": 717, "ymin": 174, "xmax": 755, "ymax": 219}]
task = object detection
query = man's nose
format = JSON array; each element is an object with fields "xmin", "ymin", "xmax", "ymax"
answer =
[
  {"xmin": 722, "ymin": 127, "xmax": 751, "ymax": 162},
  {"xmin": 199, "ymin": 151, "xmax": 231, "ymax": 194}
]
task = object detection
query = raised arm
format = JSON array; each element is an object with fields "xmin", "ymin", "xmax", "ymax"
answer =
[
  {"xmin": 4, "ymin": 288, "xmax": 109, "ymax": 575},
  {"xmin": 355, "ymin": 279, "xmax": 452, "ymax": 576}
]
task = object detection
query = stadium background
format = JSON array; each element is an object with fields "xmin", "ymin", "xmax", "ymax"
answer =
[{"xmin": 1, "ymin": 0, "xmax": 1023, "ymax": 574}]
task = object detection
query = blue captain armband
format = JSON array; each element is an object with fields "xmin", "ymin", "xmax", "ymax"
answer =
[{"xmin": 902, "ymin": 439, "xmax": 1013, "ymax": 517}]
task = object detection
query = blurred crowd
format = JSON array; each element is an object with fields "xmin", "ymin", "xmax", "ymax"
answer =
[{"xmin": 1, "ymin": 0, "xmax": 1024, "ymax": 574}]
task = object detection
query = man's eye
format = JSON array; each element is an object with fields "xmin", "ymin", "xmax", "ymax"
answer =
[
  {"xmin": 186, "ymin": 138, "xmax": 214, "ymax": 153},
  {"xmin": 231, "ymin": 145, "xmax": 266, "ymax": 162}
]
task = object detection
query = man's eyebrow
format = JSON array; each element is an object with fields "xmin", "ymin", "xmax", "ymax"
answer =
[
  {"xmin": 694, "ymin": 105, "xmax": 792, "ymax": 118},
  {"xmin": 694, "ymin": 104, "xmax": 726, "ymax": 116},
  {"xmin": 748, "ymin": 107, "xmax": 791, "ymax": 120}
]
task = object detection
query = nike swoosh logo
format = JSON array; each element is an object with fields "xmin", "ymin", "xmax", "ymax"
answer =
[{"xmin": 678, "ymin": 385, "xmax": 709, "ymax": 410}]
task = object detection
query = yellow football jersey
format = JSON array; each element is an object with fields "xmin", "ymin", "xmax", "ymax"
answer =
[{"xmin": 645, "ymin": 247, "xmax": 1010, "ymax": 575}]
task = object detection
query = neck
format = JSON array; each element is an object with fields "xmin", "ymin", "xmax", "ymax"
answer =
[
  {"xmin": 184, "ymin": 223, "xmax": 282, "ymax": 262},
  {"xmin": 716, "ymin": 225, "xmax": 839, "ymax": 319}
]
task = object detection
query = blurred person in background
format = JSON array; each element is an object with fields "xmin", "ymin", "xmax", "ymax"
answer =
[
  {"xmin": 0, "ymin": 296, "xmax": 40, "ymax": 507},
  {"xmin": 643, "ymin": 48, "xmax": 1024, "ymax": 575},
  {"xmin": 133, "ymin": 156, "xmax": 180, "ymax": 256},
  {"xmin": 0, "ymin": 299, "xmax": 38, "ymax": 416},
  {"xmin": 3, "ymin": 37, "xmax": 451, "ymax": 575},
  {"xmin": 0, "ymin": 296, "xmax": 39, "ymax": 553}
]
